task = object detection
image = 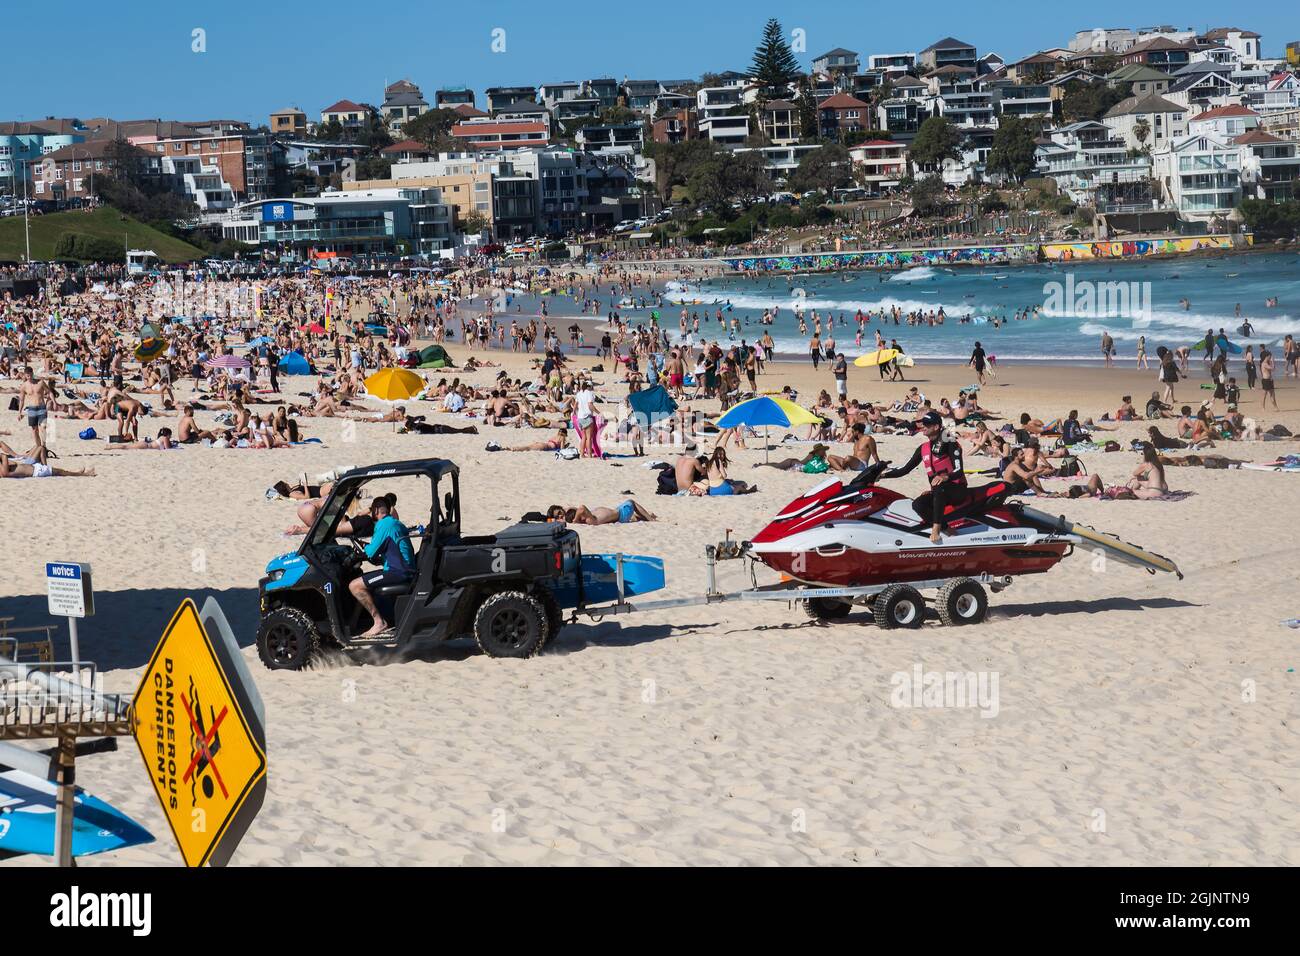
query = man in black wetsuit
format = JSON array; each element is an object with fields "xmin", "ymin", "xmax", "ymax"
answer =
[{"xmin": 880, "ymin": 411, "xmax": 970, "ymax": 543}]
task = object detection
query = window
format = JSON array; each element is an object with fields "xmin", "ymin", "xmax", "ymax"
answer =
[
  {"xmin": 72, "ymin": 161, "xmax": 82, "ymax": 172},
  {"xmin": 73, "ymin": 178, "xmax": 82, "ymax": 192}
]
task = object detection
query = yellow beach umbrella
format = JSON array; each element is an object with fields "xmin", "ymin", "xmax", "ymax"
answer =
[
  {"xmin": 713, "ymin": 395, "xmax": 823, "ymax": 462},
  {"xmin": 364, "ymin": 367, "xmax": 424, "ymax": 402},
  {"xmin": 134, "ymin": 338, "xmax": 166, "ymax": 363},
  {"xmin": 854, "ymin": 348, "xmax": 899, "ymax": 368}
]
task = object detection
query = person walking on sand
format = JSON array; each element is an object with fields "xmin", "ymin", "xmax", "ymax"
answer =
[
  {"xmin": 1159, "ymin": 351, "xmax": 1180, "ymax": 405},
  {"xmin": 1136, "ymin": 335, "xmax": 1148, "ymax": 370},
  {"xmin": 1100, "ymin": 330, "xmax": 1114, "ymax": 368},
  {"xmin": 969, "ymin": 340, "xmax": 987, "ymax": 385},
  {"xmin": 1260, "ymin": 347, "xmax": 1277, "ymax": 411}
]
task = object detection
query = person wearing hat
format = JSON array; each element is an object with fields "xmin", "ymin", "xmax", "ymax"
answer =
[{"xmin": 881, "ymin": 410, "xmax": 970, "ymax": 543}]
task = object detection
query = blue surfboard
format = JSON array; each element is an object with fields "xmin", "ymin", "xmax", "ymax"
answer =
[
  {"xmin": 545, "ymin": 553, "xmax": 666, "ymax": 609},
  {"xmin": 0, "ymin": 767, "xmax": 154, "ymax": 859}
]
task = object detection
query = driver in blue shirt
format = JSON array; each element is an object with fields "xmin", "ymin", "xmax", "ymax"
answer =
[{"xmin": 348, "ymin": 495, "xmax": 415, "ymax": 636}]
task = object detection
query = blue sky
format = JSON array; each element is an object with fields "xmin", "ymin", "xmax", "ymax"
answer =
[{"xmin": 1, "ymin": 1, "xmax": 1294, "ymax": 123}]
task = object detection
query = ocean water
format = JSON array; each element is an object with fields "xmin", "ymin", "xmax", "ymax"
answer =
[{"xmin": 656, "ymin": 252, "xmax": 1300, "ymax": 362}]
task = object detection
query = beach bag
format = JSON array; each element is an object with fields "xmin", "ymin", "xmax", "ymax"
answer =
[
  {"xmin": 1268, "ymin": 424, "xmax": 1292, "ymax": 437},
  {"xmin": 78, "ymin": 427, "xmax": 96, "ymax": 440},
  {"xmin": 555, "ymin": 447, "xmax": 579, "ymax": 460},
  {"xmin": 1057, "ymin": 455, "xmax": 1085, "ymax": 478},
  {"xmin": 801, "ymin": 457, "xmax": 830, "ymax": 474},
  {"xmin": 655, "ymin": 468, "xmax": 679, "ymax": 495},
  {"xmin": 1103, "ymin": 440, "xmax": 1121, "ymax": 452}
]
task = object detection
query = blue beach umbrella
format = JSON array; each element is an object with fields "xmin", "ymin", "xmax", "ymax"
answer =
[{"xmin": 714, "ymin": 395, "xmax": 822, "ymax": 462}]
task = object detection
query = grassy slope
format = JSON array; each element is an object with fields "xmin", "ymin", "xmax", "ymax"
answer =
[{"xmin": 0, "ymin": 206, "xmax": 204, "ymax": 263}]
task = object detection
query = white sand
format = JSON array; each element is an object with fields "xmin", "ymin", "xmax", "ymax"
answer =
[{"xmin": 4, "ymin": 357, "xmax": 1299, "ymax": 866}]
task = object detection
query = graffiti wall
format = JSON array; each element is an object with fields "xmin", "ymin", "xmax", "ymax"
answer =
[
  {"xmin": 1040, "ymin": 235, "xmax": 1247, "ymax": 261},
  {"xmin": 723, "ymin": 244, "xmax": 1039, "ymax": 273},
  {"xmin": 724, "ymin": 236, "xmax": 1251, "ymax": 272}
]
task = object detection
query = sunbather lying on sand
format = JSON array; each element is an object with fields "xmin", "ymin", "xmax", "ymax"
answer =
[
  {"xmin": 1, "ymin": 450, "xmax": 94, "ymax": 478},
  {"xmin": 546, "ymin": 500, "xmax": 656, "ymax": 525}
]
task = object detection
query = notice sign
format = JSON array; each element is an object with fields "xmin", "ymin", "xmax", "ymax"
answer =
[
  {"xmin": 46, "ymin": 562, "xmax": 93, "ymax": 618},
  {"xmin": 132, "ymin": 599, "xmax": 267, "ymax": 867}
]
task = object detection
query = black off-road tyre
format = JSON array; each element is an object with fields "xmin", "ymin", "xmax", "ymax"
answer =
[
  {"xmin": 802, "ymin": 597, "xmax": 852, "ymax": 621},
  {"xmin": 473, "ymin": 590, "xmax": 549, "ymax": 658},
  {"xmin": 537, "ymin": 589, "xmax": 565, "ymax": 648},
  {"xmin": 256, "ymin": 606, "xmax": 322, "ymax": 670},
  {"xmin": 872, "ymin": 585, "xmax": 925, "ymax": 629},
  {"xmin": 936, "ymin": 578, "xmax": 988, "ymax": 626}
]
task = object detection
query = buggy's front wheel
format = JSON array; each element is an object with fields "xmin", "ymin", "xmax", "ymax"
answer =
[{"xmin": 256, "ymin": 606, "xmax": 321, "ymax": 670}]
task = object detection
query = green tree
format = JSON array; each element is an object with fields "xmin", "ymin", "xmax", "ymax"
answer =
[
  {"xmin": 796, "ymin": 79, "xmax": 819, "ymax": 140},
  {"xmin": 687, "ymin": 150, "xmax": 772, "ymax": 211},
  {"xmin": 1238, "ymin": 198, "xmax": 1300, "ymax": 239},
  {"xmin": 461, "ymin": 211, "xmax": 489, "ymax": 235},
  {"xmin": 355, "ymin": 155, "xmax": 393, "ymax": 180},
  {"xmin": 910, "ymin": 175, "xmax": 948, "ymax": 217},
  {"xmin": 908, "ymin": 116, "xmax": 961, "ymax": 169},
  {"xmin": 401, "ymin": 107, "xmax": 462, "ymax": 146},
  {"xmin": 315, "ymin": 118, "xmax": 345, "ymax": 142},
  {"xmin": 750, "ymin": 18, "xmax": 801, "ymax": 94},
  {"xmin": 1060, "ymin": 80, "xmax": 1128, "ymax": 122},
  {"xmin": 644, "ymin": 139, "xmax": 727, "ymax": 200},
  {"xmin": 1091, "ymin": 53, "xmax": 1119, "ymax": 76},
  {"xmin": 1133, "ymin": 118, "xmax": 1151, "ymax": 152},
  {"xmin": 788, "ymin": 144, "xmax": 853, "ymax": 193},
  {"xmin": 987, "ymin": 116, "xmax": 1039, "ymax": 185}
]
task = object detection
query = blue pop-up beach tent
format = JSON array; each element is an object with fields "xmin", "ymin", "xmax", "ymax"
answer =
[{"xmin": 279, "ymin": 351, "xmax": 312, "ymax": 375}]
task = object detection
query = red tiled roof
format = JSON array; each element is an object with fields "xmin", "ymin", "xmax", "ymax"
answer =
[
  {"xmin": 857, "ymin": 139, "xmax": 900, "ymax": 148},
  {"xmin": 382, "ymin": 139, "xmax": 432, "ymax": 154},
  {"xmin": 452, "ymin": 104, "xmax": 488, "ymax": 118},
  {"xmin": 1234, "ymin": 129, "xmax": 1285, "ymax": 145},
  {"xmin": 322, "ymin": 99, "xmax": 365, "ymax": 114},
  {"xmin": 819, "ymin": 93, "xmax": 871, "ymax": 110},
  {"xmin": 1192, "ymin": 104, "xmax": 1259, "ymax": 120}
]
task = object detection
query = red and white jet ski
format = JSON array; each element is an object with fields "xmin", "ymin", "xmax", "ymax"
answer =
[{"xmin": 746, "ymin": 462, "xmax": 1180, "ymax": 625}]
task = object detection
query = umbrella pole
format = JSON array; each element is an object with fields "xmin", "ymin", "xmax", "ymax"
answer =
[{"xmin": 765, "ymin": 425, "xmax": 769, "ymax": 463}]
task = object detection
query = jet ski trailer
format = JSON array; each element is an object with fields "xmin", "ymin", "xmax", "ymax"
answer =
[{"xmin": 566, "ymin": 511, "xmax": 1180, "ymax": 631}]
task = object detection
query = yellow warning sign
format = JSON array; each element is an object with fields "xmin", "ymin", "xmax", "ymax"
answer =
[{"xmin": 132, "ymin": 599, "xmax": 267, "ymax": 867}]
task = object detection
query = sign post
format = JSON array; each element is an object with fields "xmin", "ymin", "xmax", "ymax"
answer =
[
  {"xmin": 45, "ymin": 562, "xmax": 93, "ymax": 665},
  {"xmin": 132, "ymin": 597, "xmax": 266, "ymax": 867}
]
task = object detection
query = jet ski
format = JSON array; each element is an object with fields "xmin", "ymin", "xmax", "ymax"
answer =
[{"xmin": 748, "ymin": 461, "xmax": 1181, "ymax": 593}]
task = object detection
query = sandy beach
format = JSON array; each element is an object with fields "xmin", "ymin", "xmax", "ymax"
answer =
[{"xmin": 5, "ymin": 343, "xmax": 1300, "ymax": 866}]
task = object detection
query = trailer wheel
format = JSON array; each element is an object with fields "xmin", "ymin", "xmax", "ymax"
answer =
[
  {"xmin": 803, "ymin": 597, "xmax": 852, "ymax": 621},
  {"xmin": 256, "ymin": 606, "xmax": 321, "ymax": 671},
  {"xmin": 937, "ymin": 579, "xmax": 988, "ymax": 626},
  {"xmin": 474, "ymin": 591, "xmax": 549, "ymax": 659},
  {"xmin": 873, "ymin": 585, "xmax": 925, "ymax": 629}
]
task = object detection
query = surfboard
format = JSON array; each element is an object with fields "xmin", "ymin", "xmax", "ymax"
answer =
[
  {"xmin": 1192, "ymin": 337, "xmax": 1242, "ymax": 354},
  {"xmin": 854, "ymin": 348, "xmax": 899, "ymax": 367},
  {"xmin": 0, "ymin": 766, "xmax": 154, "ymax": 859},
  {"xmin": 895, "ymin": 355, "xmax": 916, "ymax": 367},
  {"xmin": 545, "ymin": 553, "xmax": 667, "ymax": 609}
]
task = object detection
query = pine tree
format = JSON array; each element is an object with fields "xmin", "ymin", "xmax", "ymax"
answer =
[{"xmin": 751, "ymin": 18, "xmax": 801, "ymax": 93}]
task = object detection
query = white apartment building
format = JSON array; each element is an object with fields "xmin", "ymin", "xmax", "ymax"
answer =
[
  {"xmin": 1153, "ymin": 132, "xmax": 1242, "ymax": 219},
  {"xmin": 1103, "ymin": 93, "xmax": 1188, "ymax": 150}
]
